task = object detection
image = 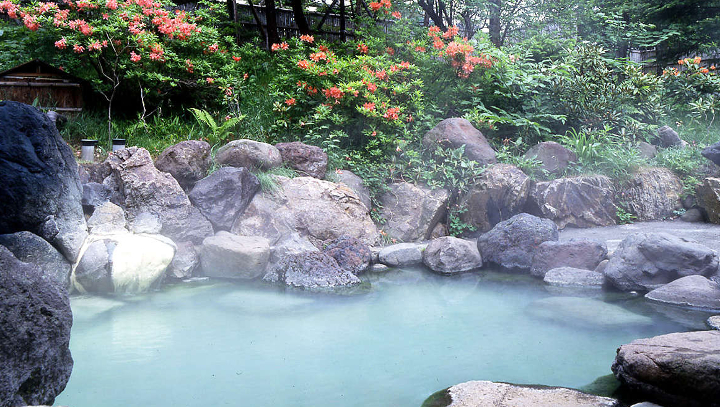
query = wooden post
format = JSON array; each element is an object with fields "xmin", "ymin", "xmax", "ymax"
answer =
[{"xmin": 340, "ymin": 0, "xmax": 346, "ymax": 41}]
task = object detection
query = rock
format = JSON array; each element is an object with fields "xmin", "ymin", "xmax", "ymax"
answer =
[
  {"xmin": 708, "ymin": 315, "xmax": 720, "ymax": 330},
  {"xmin": 199, "ymin": 231, "xmax": 271, "ymax": 279},
  {"xmin": 378, "ymin": 243, "xmax": 427, "ymax": 267},
  {"xmin": 527, "ymin": 296, "xmax": 653, "ymax": 329},
  {"xmin": 430, "ymin": 223, "xmax": 447, "ymax": 239},
  {"xmin": 422, "ymin": 236, "xmax": 482, "ymax": 274},
  {"xmin": 0, "ymin": 101, "xmax": 87, "ymax": 261},
  {"xmin": 370, "ymin": 264, "xmax": 390, "ymax": 272},
  {"xmin": 612, "ymin": 330, "xmax": 720, "ymax": 407},
  {"xmin": 701, "ymin": 140, "xmax": 720, "ymax": 166},
  {"xmin": 0, "ymin": 246, "xmax": 73, "ymax": 406},
  {"xmin": 595, "ymin": 259, "xmax": 609, "ymax": 274},
  {"xmin": 102, "ymin": 147, "xmax": 214, "ymax": 244},
  {"xmin": 654, "ymin": 125, "xmax": 684, "ymax": 148},
  {"xmin": 188, "ymin": 167, "xmax": 260, "ymax": 231},
  {"xmin": 215, "ymin": 139, "xmax": 282, "ymax": 171},
  {"xmin": 81, "ymin": 182, "xmax": 111, "ymax": 212},
  {"xmin": 154, "ymin": 140, "xmax": 211, "ymax": 190},
  {"xmin": 435, "ymin": 380, "xmax": 619, "ymax": 407},
  {"xmin": 86, "ymin": 202, "xmax": 127, "ymax": 234},
  {"xmin": 336, "ymin": 170, "xmax": 371, "ymax": 210},
  {"xmin": 620, "ymin": 168, "xmax": 683, "ymax": 221},
  {"xmin": 477, "ymin": 213, "xmax": 558, "ymax": 270},
  {"xmin": 603, "ymin": 233, "xmax": 719, "ymax": 291},
  {"xmin": 0, "ymin": 231, "xmax": 71, "ymax": 290},
  {"xmin": 78, "ymin": 162, "xmax": 110, "ymax": 184},
  {"xmin": 378, "ymin": 182, "xmax": 450, "ymax": 242},
  {"xmin": 524, "ymin": 141, "xmax": 577, "ymax": 175},
  {"xmin": 543, "ymin": 267, "xmax": 605, "ymax": 287},
  {"xmin": 73, "ymin": 240, "xmax": 113, "ymax": 293},
  {"xmin": 268, "ymin": 232, "xmax": 319, "ymax": 271},
  {"xmin": 680, "ymin": 208, "xmax": 704, "ymax": 222},
  {"xmin": 232, "ymin": 176, "xmax": 379, "ymax": 246},
  {"xmin": 166, "ymin": 241, "xmax": 199, "ymax": 279},
  {"xmin": 275, "ymin": 141, "xmax": 328, "ymax": 179},
  {"xmin": 698, "ymin": 177, "xmax": 720, "ymax": 224},
  {"xmin": 323, "ymin": 235, "xmax": 372, "ymax": 274},
  {"xmin": 457, "ymin": 164, "xmax": 530, "ymax": 233},
  {"xmin": 264, "ymin": 251, "xmax": 361, "ymax": 289},
  {"xmin": 645, "ymin": 275, "xmax": 720, "ymax": 309},
  {"xmin": 530, "ymin": 238, "xmax": 607, "ymax": 278},
  {"xmin": 422, "ymin": 117, "xmax": 497, "ymax": 166},
  {"xmin": 630, "ymin": 403, "xmax": 664, "ymax": 407},
  {"xmin": 526, "ymin": 176, "xmax": 616, "ymax": 228},
  {"xmin": 127, "ymin": 211, "xmax": 162, "ymax": 234},
  {"xmin": 637, "ymin": 142, "xmax": 657, "ymax": 159}
]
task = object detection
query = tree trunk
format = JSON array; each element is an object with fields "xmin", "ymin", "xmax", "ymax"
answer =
[
  {"xmin": 489, "ymin": 0, "xmax": 501, "ymax": 47},
  {"xmin": 265, "ymin": 0, "xmax": 280, "ymax": 46},
  {"xmin": 290, "ymin": 0, "xmax": 311, "ymax": 35},
  {"xmin": 417, "ymin": 0, "xmax": 446, "ymax": 30}
]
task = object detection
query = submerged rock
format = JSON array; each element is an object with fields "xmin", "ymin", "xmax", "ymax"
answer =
[
  {"xmin": 199, "ymin": 231, "xmax": 270, "ymax": 279},
  {"xmin": 645, "ymin": 275, "xmax": 720, "ymax": 310},
  {"xmin": 526, "ymin": 297, "xmax": 653, "ymax": 329},
  {"xmin": 264, "ymin": 251, "xmax": 361, "ymax": 289},
  {"xmin": 477, "ymin": 213, "xmax": 558, "ymax": 270},
  {"xmin": 422, "ymin": 236, "xmax": 482, "ymax": 274},
  {"xmin": 422, "ymin": 117, "xmax": 497, "ymax": 166},
  {"xmin": 378, "ymin": 243, "xmax": 427, "ymax": 267},
  {"xmin": 530, "ymin": 238, "xmax": 607, "ymax": 278},
  {"xmin": 543, "ymin": 267, "xmax": 605, "ymax": 288},
  {"xmin": 378, "ymin": 182, "xmax": 450, "ymax": 242}
]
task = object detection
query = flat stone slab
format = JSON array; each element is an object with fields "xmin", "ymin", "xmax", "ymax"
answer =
[
  {"xmin": 645, "ymin": 275, "xmax": 720, "ymax": 310},
  {"xmin": 442, "ymin": 381, "xmax": 619, "ymax": 407},
  {"xmin": 377, "ymin": 243, "xmax": 427, "ymax": 267},
  {"xmin": 543, "ymin": 267, "xmax": 605, "ymax": 288},
  {"xmin": 526, "ymin": 296, "xmax": 653, "ymax": 329}
]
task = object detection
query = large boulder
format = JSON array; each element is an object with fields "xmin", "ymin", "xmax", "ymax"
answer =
[
  {"xmin": 620, "ymin": 167, "xmax": 683, "ymax": 221},
  {"xmin": 645, "ymin": 275, "xmax": 720, "ymax": 309},
  {"xmin": 165, "ymin": 241, "xmax": 199, "ymax": 280},
  {"xmin": 477, "ymin": 213, "xmax": 558, "ymax": 270},
  {"xmin": 275, "ymin": 141, "xmax": 328, "ymax": 179},
  {"xmin": 215, "ymin": 139, "xmax": 282, "ymax": 170},
  {"xmin": 702, "ymin": 141, "xmax": 720, "ymax": 166},
  {"xmin": 0, "ymin": 246, "xmax": 73, "ymax": 406},
  {"xmin": 199, "ymin": 231, "xmax": 271, "ymax": 279},
  {"xmin": 526, "ymin": 175, "xmax": 616, "ymax": 228},
  {"xmin": 323, "ymin": 235, "xmax": 372, "ymax": 274},
  {"xmin": 456, "ymin": 164, "xmax": 530, "ymax": 234},
  {"xmin": 422, "ymin": 117, "xmax": 497, "ymax": 166},
  {"xmin": 188, "ymin": 167, "xmax": 260, "ymax": 231},
  {"xmin": 0, "ymin": 231, "xmax": 71, "ymax": 290},
  {"xmin": 422, "ymin": 236, "xmax": 482, "ymax": 274},
  {"xmin": 612, "ymin": 331, "xmax": 720, "ymax": 407},
  {"xmin": 154, "ymin": 140, "xmax": 211, "ymax": 190},
  {"xmin": 101, "ymin": 147, "xmax": 214, "ymax": 244},
  {"xmin": 530, "ymin": 238, "xmax": 607, "ymax": 278},
  {"xmin": 377, "ymin": 242, "xmax": 427, "ymax": 267},
  {"xmin": 263, "ymin": 251, "xmax": 361, "ymax": 289},
  {"xmin": 378, "ymin": 182, "xmax": 450, "ymax": 242},
  {"xmin": 335, "ymin": 170, "xmax": 371, "ymax": 210},
  {"xmin": 603, "ymin": 233, "xmax": 719, "ymax": 291},
  {"xmin": 654, "ymin": 125, "xmax": 684, "ymax": 148},
  {"xmin": 232, "ymin": 176, "xmax": 379, "ymax": 246},
  {"xmin": 698, "ymin": 177, "xmax": 720, "ymax": 224},
  {"xmin": 524, "ymin": 141, "xmax": 577, "ymax": 175},
  {"xmin": 0, "ymin": 101, "xmax": 87, "ymax": 261}
]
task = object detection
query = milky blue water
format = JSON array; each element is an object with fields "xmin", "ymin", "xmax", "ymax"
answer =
[{"xmin": 56, "ymin": 268, "xmax": 697, "ymax": 407}]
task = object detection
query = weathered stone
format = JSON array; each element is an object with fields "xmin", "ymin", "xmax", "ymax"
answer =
[
  {"xmin": 73, "ymin": 240, "xmax": 113, "ymax": 293},
  {"xmin": 430, "ymin": 223, "xmax": 448, "ymax": 239},
  {"xmin": 232, "ymin": 176, "xmax": 379, "ymax": 246},
  {"xmin": 0, "ymin": 246, "xmax": 73, "ymax": 406},
  {"xmin": 199, "ymin": 231, "xmax": 270, "ymax": 279},
  {"xmin": 379, "ymin": 182, "xmax": 450, "ymax": 242},
  {"xmin": 524, "ymin": 141, "xmax": 577, "ymax": 175},
  {"xmin": 267, "ymin": 232, "xmax": 319, "ymax": 272},
  {"xmin": 477, "ymin": 213, "xmax": 558, "ymax": 270},
  {"xmin": 612, "ymin": 331, "xmax": 720, "ymax": 407},
  {"xmin": 378, "ymin": 243, "xmax": 427, "ymax": 267},
  {"xmin": 543, "ymin": 267, "xmax": 605, "ymax": 287},
  {"xmin": 127, "ymin": 211, "xmax": 162, "ymax": 234},
  {"xmin": 620, "ymin": 167, "xmax": 683, "ymax": 221},
  {"xmin": 166, "ymin": 241, "xmax": 199, "ymax": 279},
  {"xmin": 457, "ymin": 164, "xmax": 530, "ymax": 234},
  {"xmin": 526, "ymin": 176, "xmax": 616, "ymax": 228},
  {"xmin": 595, "ymin": 259, "xmax": 609, "ymax": 274},
  {"xmin": 215, "ymin": 139, "xmax": 282, "ymax": 170},
  {"xmin": 323, "ymin": 235, "xmax": 372, "ymax": 274},
  {"xmin": 0, "ymin": 231, "xmax": 71, "ymax": 290},
  {"xmin": 680, "ymin": 208, "xmax": 704, "ymax": 222},
  {"xmin": 645, "ymin": 275, "xmax": 720, "ymax": 309},
  {"xmin": 422, "ymin": 117, "xmax": 497, "ymax": 166},
  {"xmin": 154, "ymin": 140, "xmax": 211, "ymax": 190},
  {"xmin": 422, "ymin": 236, "xmax": 482, "ymax": 274},
  {"xmin": 86, "ymin": 202, "xmax": 127, "ymax": 234},
  {"xmin": 702, "ymin": 140, "xmax": 720, "ymax": 166},
  {"xmin": 275, "ymin": 141, "xmax": 328, "ymax": 179},
  {"xmin": 530, "ymin": 238, "xmax": 607, "ymax": 278},
  {"xmin": 264, "ymin": 251, "xmax": 360, "ymax": 289},
  {"xmin": 637, "ymin": 142, "xmax": 657, "ymax": 159},
  {"xmin": 81, "ymin": 182, "xmax": 111, "ymax": 212},
  {"xmin": 0, "ymin": 101, "xmax": 88, "ymax": 261},
  {"xmin": 336, "ymin": 170, "xmax": 371, "ymax": 210},
  {"xmin": 708, "ymin": 316, "xmax": 720, "ymax": 330},
  {"xmin": 78, "ymin": 162, "xmax": 110, "ymax": 184},
  {"xmin": 527, "ymin": 296, "xmax": 653, "ymax": 329},
  {"xmin": 369, "ymin": 264, "xmax": 390, "ymax": 272},
  {"xmin": 603, "ymin": 233, "xmax": 719, "ymax": 291},
  {"xmin": 654, "ymin": 125, "xmax": 684, "ymax": 148},
  {"xmin": 698, "ymin": 177, "xmax": 720, "ymax": 224},
  {"xmin": 188, "ymin": 167, "xmax": 260, "ymax": 231},
  {"xmin": 438, "ymin": 381, "xmax": 619, "ymax": 407}
]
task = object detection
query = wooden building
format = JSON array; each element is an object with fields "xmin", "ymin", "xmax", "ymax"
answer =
[{"xmin": 0, "ymin": 60, "xmax": 85, "ymax": 114}]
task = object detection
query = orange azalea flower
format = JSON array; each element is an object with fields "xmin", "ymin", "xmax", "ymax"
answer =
[
  {"xmin": 324, "ymin": 86, "xmax": 344, "ymax": 100},
  {"xmin": 700, "ymin": 68, "xmax": 709, "ymax": 74},
  {"xmin": 428, "ymin": 26, "xmax": 441, "ymax": 37},
  {"xmin": 310, "ymin": 51, "xmax": 327, "ymax": 62},
  {"xmin": 383, "ymin": 107, "xmax": 400, "ymax": 120},
  {"xmin": 299, "ymin": 34, "xmax": 314, "ymax": 43},
  {"xmin": 415, "ymin": 46, "xmax": 426, "ymax": 52},
  {"xmin": 712, "ymin": 65, "xmax": 716, "ymax": 70},
  {"xmin": 232, "ymin": 56, "xmax": 241, "ymax": 61},
  {"xmin": 366, "ymin": 82, "xmax": 377, "ymax": 92},
  {"xmin": 443, "ymin": 25, "xmax": 459, "ymax": 39},
  {"xmin": 678, "ymin": 59, "xmax": 684, "ymax": 65},
  {"xmin": 694, "ymin": 56, "xmax": 702, "ymax": 64},
  {"xmin": 363, "ymin": 102, "xmax": 376, "ymax": 111},
  {"xmin": 297, "ymin": 60, "xmax": 311, "ymax": 69},
  {"xmin": 433, "ymin": 39, "xmax": 444, "ymax": 49},
  {"xmin": 206, "ymin": 77, "xmax": 214, "ymax": 84},
  {"xmin": 319, "ymin": 45, "xmax": 329, "ymax": 52},
  {"xmin": 391, "ymin": 11, "xmax": 401, "ymax": 19},
  {"xmin": 386, "ymin": 47, "xmax": 395, "ymax": 55},
  {"xmin": 285, "ymin": 98, "xmax": 296, "ymax": 106},
  {"xmin": 357, "ymin": 43, "xmax": 369, "ymax": 54},
  {"xmin": 369, "ymin": 2, "xmax": 381, "ymax": 11}
]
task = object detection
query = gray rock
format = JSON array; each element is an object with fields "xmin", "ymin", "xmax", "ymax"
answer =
[
  {"xmin": 698, "ymin": 177, "xmax": 720, "ymax": 224},
  {"xmin": 526, "ymin": 176, "xmax": 616, "ymax": 228},
  {"xmin": 81, "ymin": 182, "xmax": 111, "ymax": 212},
  {"xmin": 263, "ymin": 251, "xmax": 361, "ymax": 289},
  {"xmin": 603, "ymin": 233, "xmax": 719, "ymax": 291},
  {"xmin": 369, "ymin": 264, "xmax": 390, "ymax": 272},
  {"xmin": 645, "ymin": 275, "xmax": 720, "ymax": 310},
  {"xmin": 127, "ymin": 211, "xmax": 162, "ymax": 234},
  {"xmin": 531, "ymin": 238, "xmax": 607, "ymax": 278},
  {"xmin": 336, "ymin": 170, "xmax": 371, "ymax": 210},
  {"xmin": 86, "ymin": 202, "xmax": 127, "ymax": 234},
  {"xmin": 595, "ymin": 259, "xmax": 609, "ymax": 274},
  {"xmin": 527, "ymin": 296, "xmax": 653, "ymax": 329},
  {"xmin": 430, "ymin": 222, "xmax": 448, "ymax": 239},
  {"xmin": 268, "ymin": 232, "xmax": 319, "ymax": 271},
  {"xmin": 323, "ymin": 235, "xmax": 372, "ymax": 274},
  {"xmin": 188, "ymin": 167, "xmax": 260, "ymax": 231},
  {"xmin": 457, "ymin": 164, "xmax": 530, "ymax": 234},
  {"xmin": 543, "ymin": 267, "xmax": 605, "ymax": 287},
  {"xmin": 215, "ymin": 139, "xmax": 282, "ymax": 171},
  {"xmin": 0, "ymin": 101, "xmax": 88, "ymax": 261},
  {"xmin": 680, "ymin": 208, "xmax": 704, "ymax": 222},
  {"xmin": 524, "ymin": 141, "xmax": 577, "ymax": 175},
  {"xmin": 0, "ymin": 246, "xmax": 73, "ymax": 406},
  {"xmin": 637, "ymin": 142, "xmax": 657, "ymax": 159},
  {"xmin": 630, "ymin": 403, "xmax": 664, "ymax": 407},
  {"xmin": 701, "ymin": 140, "xmax": 720, "ymax": 166},
  {"xmin": 379, "ymin": 182, "xmax": 450, "ymax": 242},
  {"xmin": 422, "ymin": 117, "xmax": 497, "ymax": 166},
  {"xmin": 0, "ymin": 231, "xmax": 71, "ymax": 290},
  {"xmin": 79, "ymin": 162, "xmax": 110, "ymax": 184},
  {"xmin": 655, "ymin": 125, "xmax": 684, "ymax": 148},
  {"xmin": 154, "ymin": 140, "xmax": 211, "ymax": 190},
  {"xmin": 378, "ymin": 243, "xmax": 427, "ymax": 267},
  {"xmin": 275, "ymin": 141, "xmax": 328, "ymax": 179},
  {"xmin": 477, "ymin": 213, "xmax": 558, "ymax": 270},
  {"xmin": 708, "ymin": 315, "xmax": 720, "ymax": 330},
  {"xmin": 74, "ymin": 240, "xmax": 113, "ymax": 293},
  {"xmin": 620, "ymin": 167, "xmax": 683, "ymax": 221},
  {"xmin": 166, "ymin": 241, "xmax": 199, "ymax": 279},
  {"xmin": 199, "ymin": 231, "xmax": 271, "ymax": 279},
  {"xmin": 422, "ymin": 236, "xmax": 482, "ymax": 274},
  {"xmin": 612, "ymin": 330, "xmax": 720, "ymax": 407}
]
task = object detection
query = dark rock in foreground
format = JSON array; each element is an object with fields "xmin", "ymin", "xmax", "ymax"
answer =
[
  {"xmin": 0, "ymin": 231, "xmax": 71, "ymax": 290},
  {"xmin": 477, "ymin": 213, "xmax": 558, "ymax": 270}
]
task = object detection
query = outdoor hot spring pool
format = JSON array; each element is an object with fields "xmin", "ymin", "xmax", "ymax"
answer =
[{"xmin": 56, "ymin": 267, "xmax": 703, "ymax": 407}]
